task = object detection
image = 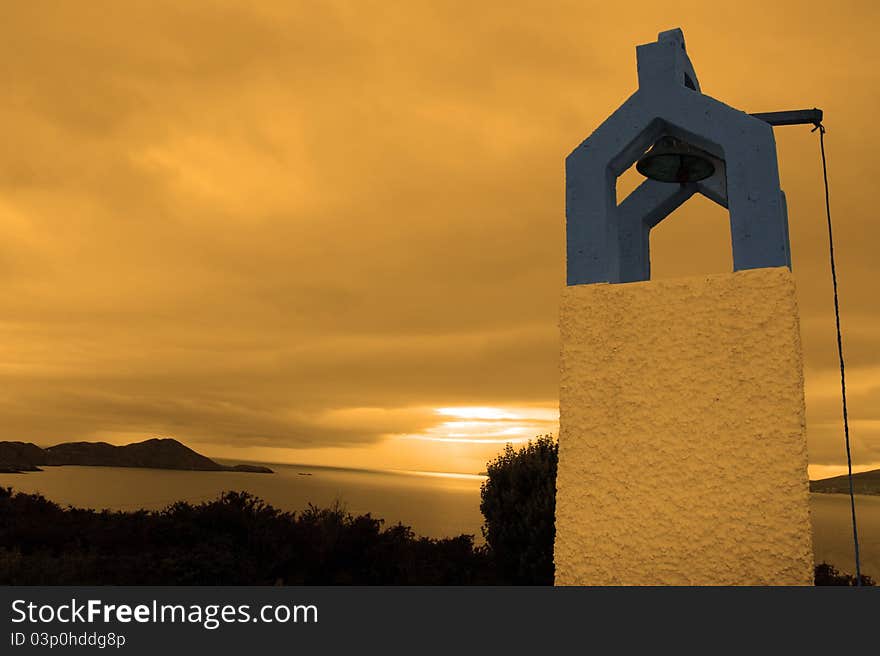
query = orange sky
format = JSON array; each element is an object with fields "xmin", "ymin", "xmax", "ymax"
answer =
[{"xmin": 1, "ymin": 1, "xmax": 877, "ymax": 476}]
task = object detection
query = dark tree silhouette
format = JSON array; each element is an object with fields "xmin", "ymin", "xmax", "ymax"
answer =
[
  {"xmin": 479, "ymin": 435, "xmax": 558, "ymax": 585},
  {"xmin": 814, "ymin": 561, "xmax": 875, "ymax": 586}
]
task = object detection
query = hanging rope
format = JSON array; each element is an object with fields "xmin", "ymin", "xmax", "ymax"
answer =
[{"xmin": 813, "ymin": 122, "xmax": 862, "ymax": 585}]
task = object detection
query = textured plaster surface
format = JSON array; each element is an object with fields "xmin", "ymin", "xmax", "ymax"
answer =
[{"xmin": 554, "ymin": 267, "xmax": 813, "ymax": 585}]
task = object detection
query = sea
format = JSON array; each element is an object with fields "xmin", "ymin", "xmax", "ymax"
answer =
[{"xmin": 1, "ymin": 462, "xmax": 877, "ymax": 582}]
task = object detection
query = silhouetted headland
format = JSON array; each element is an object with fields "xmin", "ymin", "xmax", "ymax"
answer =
[
  {"xmin": 810, "ymin": 468, "xmax": 880, "ymax": 495},
  {"xmin": 0, "ymin": 438, "xmax": 272, "ymax": 474}
]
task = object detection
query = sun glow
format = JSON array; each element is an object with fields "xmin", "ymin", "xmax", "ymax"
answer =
[
  {"xmin": 403, "ymin": 405, "xmax": 559, "ymax": 445},
  {"xmin": 436, "ymin": 407, "xmax": 519, "ymax": 420}
]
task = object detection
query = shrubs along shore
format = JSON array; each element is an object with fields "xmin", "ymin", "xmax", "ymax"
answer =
[{"xmin": 0, "ymin": 487, "xmax": 494, "ymax": 585}]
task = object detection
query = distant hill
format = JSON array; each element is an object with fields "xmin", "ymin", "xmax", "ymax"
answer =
[
  {"xmin": 0, "ymin": 438, "xmax": 272, "ymax": 474},
  {"xmin": 810, "ymin": 469, "xmax": 880, "ymax": 495},
  {"xmin": 0, "ymin": 442, "xmax": 46, "ymax": 472}
]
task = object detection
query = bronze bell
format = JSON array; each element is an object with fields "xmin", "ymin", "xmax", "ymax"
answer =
[{"xmin": 636, "ymin": 136, "xmax": 716, "ymax": 183}]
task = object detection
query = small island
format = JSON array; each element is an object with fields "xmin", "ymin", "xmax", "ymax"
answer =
[
  {"xmin": 810, "ymin": 468, "xmax": 880, "ymax": 495},
  {"xmin": 0, "ymin": 438, "xmax": 272, "ymax": 474}
]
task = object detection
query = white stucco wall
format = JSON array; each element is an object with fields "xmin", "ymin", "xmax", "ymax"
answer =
[{"xmin": 554, "ymin": 267, "xmax": 813, "ymax": 585}]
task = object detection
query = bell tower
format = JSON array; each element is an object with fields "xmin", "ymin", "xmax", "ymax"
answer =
[{"xmin": 553, "ymin": 28, "xmax": 814, "ymax": 585}]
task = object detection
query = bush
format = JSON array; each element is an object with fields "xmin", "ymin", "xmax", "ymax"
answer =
[
  {"xmin": 479, "ymin": 435, "xmax": 557, "ymax": 584},
  {"xmin": 814, "ymin": 561, "xmax": 875, "ymax": 586},
  {"xmin": 0, "ymin": 487, "xmax": 496, "ymax": 585}
]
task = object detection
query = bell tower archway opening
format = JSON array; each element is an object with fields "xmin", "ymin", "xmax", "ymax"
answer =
[
  {"xmin": 615, "ymin": 163, "xmax": 644, "ymax": 205},
  {"xmin": 649, "ymin": 193, "xmax": 733, "ymax": 280}
]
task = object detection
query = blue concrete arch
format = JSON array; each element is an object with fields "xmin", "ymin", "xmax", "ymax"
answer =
[{"xmin": 566, "ymin": 29, "xmax": 791, "ymax": 285}]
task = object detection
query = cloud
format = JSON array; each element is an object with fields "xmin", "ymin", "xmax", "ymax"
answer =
[{"xmin": 0, "ymin": 2, "xmax": 877, "ymax": 470}]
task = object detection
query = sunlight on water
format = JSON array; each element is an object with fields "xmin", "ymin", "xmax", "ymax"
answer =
[{"xmin": 395, "ymin": 469, "xmax": 488, "ymax": 481}]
